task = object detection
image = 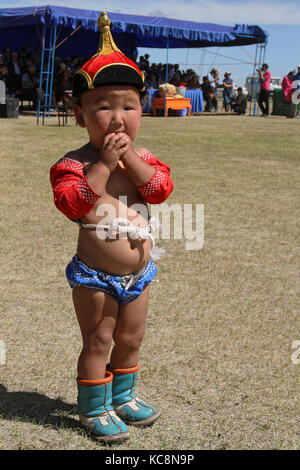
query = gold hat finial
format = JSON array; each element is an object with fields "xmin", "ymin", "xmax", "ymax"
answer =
[
  {"xmin": 97, "ymin": 11, "xmax": 121, "ymax": 55},
  {"xmin": 98, "ymin": 12, "xmax": 110, "ymax": 32}
]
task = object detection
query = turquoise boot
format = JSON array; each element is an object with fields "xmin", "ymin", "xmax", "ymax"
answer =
[
  {"xmin": 109, "ymin": 364, "xmax": 160, "ymax": 426},
  {"xmin": 77, "ymin": 371, "xmax": 129, "ymax": 443}
]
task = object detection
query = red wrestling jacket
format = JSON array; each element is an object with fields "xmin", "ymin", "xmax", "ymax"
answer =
[{"xmin": 50, "ymin": 150, "xmax": 173, "ymax": 220}]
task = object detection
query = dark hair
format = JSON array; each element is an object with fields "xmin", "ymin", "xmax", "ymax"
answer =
[
  {"xmin": 262, "ymin": 63, "xmax": 268, "ymax": 69},
  {"xmin": 237, "ymin": 87, "xmax": 242, "ymax": 92}
]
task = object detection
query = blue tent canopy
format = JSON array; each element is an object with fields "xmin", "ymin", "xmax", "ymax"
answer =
[
  {"xmin": 0, "ymin": 5, "xmax": 268, "ymax": 58},
  {"xmin": 0, "ymin": 5, "xmax": 268, "ymax": 116}
]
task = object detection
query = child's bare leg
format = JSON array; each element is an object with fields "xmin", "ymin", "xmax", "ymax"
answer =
[
  {"xmin": 72, "ymin": 286, "xmax": 119, "ymax": 380},
  {"xmin": 110, "ymin": 285, "xmax": 150, "ymax": 369},
  {"xmin": 108, "ymin": 286, "xmax": 160, "ymax": 426}
]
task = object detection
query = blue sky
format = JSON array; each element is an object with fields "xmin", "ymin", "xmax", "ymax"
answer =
[{"xmin": 1, "ymin": 0, "xmax": 299, "ymax": 87}]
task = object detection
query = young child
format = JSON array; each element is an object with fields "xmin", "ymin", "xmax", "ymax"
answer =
[{"xmin": 50, "ymin": 12, "xmax": 173, "ymax": 443}]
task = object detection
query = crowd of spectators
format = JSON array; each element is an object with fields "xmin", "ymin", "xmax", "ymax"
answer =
[
  {"xmin": 0, "ymin": 44, "xmax": 89, "ymax": 110},
  {"xmin": 138, "ymin": 54, "xmax": 201, "ymax": 90},
  {"xmin": 138, "ymin": 56, "xmax": 246, "ymax": 113},
  {"xmin": 0, "ymin": 45, "xmax": 246, "ymax": 114},
  {"xmin": 2, "ymin": 45, "xmax": 300, "ymax": 119},
  {"xmin": 0, "ymin": 46, "xmax": 208, "ymax": 110}
]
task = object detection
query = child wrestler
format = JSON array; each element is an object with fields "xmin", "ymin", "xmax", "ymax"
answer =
[{"xmin": 50, "ymin": 13, "xmax": 173, "ymax": 443}]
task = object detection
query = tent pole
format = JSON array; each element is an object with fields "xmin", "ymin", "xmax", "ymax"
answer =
[
  {"xmin": 199, "ymin": 48, "xmax": 206, "ymax": 81},
  {"xmin": 164, "ymin": 38, "xmax": 169, "ymax": 117},
  {"xmin": 37, "ymin": 25, "xmax": 57, "ymax": 120},
  {"xmin": 45, "ymin": 26, "xmax": 53, "ymax": 115},
  {"xmin": 253, "ymin": 44, "xmax": 261, "ymax": 116},
  {"xmin": 254, "ymin": 43, "xmax": 264, "ymax": 116},
  {"xmin": 48, "ymin": 25, "xmax": 57, "ymax": 110},
  {"xmin": 249, "ymin": 44, "xmax": 258, "ymax": 116},
  {"xmin": 37, "ymin": 26, "xmax": 47, "ymax": 118},
  {"xmin": 254, "ymin": 44, "xmax": 262, "ymax": 116},
  {"xmin": 262, "ymin": 43, "xmax": 266, "ymax": 65}
]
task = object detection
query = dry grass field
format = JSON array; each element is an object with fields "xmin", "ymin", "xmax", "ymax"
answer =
[{"xmin": 0, "ymin": 112, "xmax": 299, "ymax": 450}]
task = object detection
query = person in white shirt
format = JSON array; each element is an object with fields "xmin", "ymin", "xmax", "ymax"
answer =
[{"xmin": 207, "ymin": 67, "xmax": 219, "ymax": 111}]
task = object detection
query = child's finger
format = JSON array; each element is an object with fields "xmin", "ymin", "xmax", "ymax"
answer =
[
  {"xmin": 112, "ymin": 133, "xmax": 129, "ymax": 146},
  {"xmin": 103, "ymin": 132, "xmax": 117, "ymax": 148},
  {"xmin": 119, "ymin": 143, "xmax": 129, "ymax": 155},
  {"xmin": 114, "ymin": 137, "xmax": 130, "ymax": 149},
  {"xmin": 104, "ymin": 133, "xmax": 125, "ymax": 149}
]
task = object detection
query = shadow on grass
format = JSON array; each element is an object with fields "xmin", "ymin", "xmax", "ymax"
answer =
[{"xmin": 0, "ymin": 384, "xmax": 80, "ymax": 433}]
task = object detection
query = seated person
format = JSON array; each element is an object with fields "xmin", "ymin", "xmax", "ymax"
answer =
[
  {"xmin": 146, "ymin": 73, "xmax": 158, "ymax": 89},
  {"xmin": 55, "ymin": 67, "xmax": 73, "ymax": 108},
  {"xmin": 21, "ymin": 63, "xmax": 44, "ymax": 109},
  {"xmin": 7, "ymin": 52, "xmax": 21, "ymax": 96},
  {"xmin": 282, "ymin": 71, "xmax": 296, "ymax": 118},
  {"xmin": 187, "ymin": 74, "xmax": 201, "ymax": 89},
  {"xmin": 0, "ymin": 65, "xmax": 9, "ymax": 93},
  {"xmin": 231, "ymin": 87, "xmax": 247, "ymax": 115}
]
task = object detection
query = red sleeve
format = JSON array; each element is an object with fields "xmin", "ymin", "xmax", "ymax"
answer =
[
  {"xmin": 50, "ymin": 157, "xmax": 101, "ymax": 219},
  {"xmin": 137, "ymin": 151, "xmax": 173, "ymax": 204}
]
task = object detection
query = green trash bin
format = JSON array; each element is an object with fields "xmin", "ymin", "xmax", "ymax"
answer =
[{"xmin": 272, "ymin": 89, "xmax": 292, "ymax": 116}]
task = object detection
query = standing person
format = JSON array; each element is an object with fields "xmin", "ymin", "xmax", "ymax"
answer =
[
  {"xmin": 207, "ymin": 67, "xmax": 219, "ymax": 93},
  {"xmin": 201, "ymin": 75, "xmax": 216, "ymax": 112},
  {"xmin": 207, "ymin": 67, "xmax": 219, "ymax": 111},
  {"xmin": 222, "ymin": 72, "xmax": 234, "ymax": 112},
  {"xmin": 50, "ymin": 12, "xmax": 173, "ymax": 443},
  {"xmin": 282, "ymin": 71, "xmax": 296, "ymax": 118},
  {"xmin": 257, "ymin": 63, "xmax": 271, "ymax": 117}
]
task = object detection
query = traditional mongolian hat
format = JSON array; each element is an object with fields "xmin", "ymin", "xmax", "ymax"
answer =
[{"xmin": 72, "ymin": 12, "xmax": 146, "ymax": 97}]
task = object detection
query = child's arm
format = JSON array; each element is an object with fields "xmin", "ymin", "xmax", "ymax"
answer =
[
  {"xmin": 50, "ymin": 157, "xmax": 103, "ymax": 220},
  {"xmin": 119, "ymin": 148, "xmax": 156, "ymax": 186},
  {"xmin": 50, "ymin": 133, "xmax": 128, "ymax": 219},
  {"xmin": 121, "ymin": 144, "xmax": 173, "ymax": 204}
]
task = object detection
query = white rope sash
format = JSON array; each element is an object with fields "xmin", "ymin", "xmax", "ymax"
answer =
[{"xmin": 76, "ymin": 216, "xmax": 165, "ymax": 261}]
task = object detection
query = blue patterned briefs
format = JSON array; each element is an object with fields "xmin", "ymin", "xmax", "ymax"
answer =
[{"xmin": 66, "ymin": 256, "xmax": 157, "ymax": 304}]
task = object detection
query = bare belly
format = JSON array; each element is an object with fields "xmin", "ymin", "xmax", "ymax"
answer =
[
  {"xmin": 76, "ymin": 231, "xmax": 151, "ymax": 275},
  {"xmin": 75, "ymin": 179, "xmax": 151, "ymax": 274}
]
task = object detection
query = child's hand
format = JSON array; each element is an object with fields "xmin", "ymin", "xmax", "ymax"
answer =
[
  {"xmin": 99, "ymin": 132, "xmax": 130, "ymax": 172},
  {"xmin": 118, "ymin": 133, "xmax": 135, "ymax": 160}
]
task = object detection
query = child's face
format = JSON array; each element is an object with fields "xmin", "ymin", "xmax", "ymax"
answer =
[{"xmin": 75, "ymin": 85, "xmax": 142, "ymax": 149}]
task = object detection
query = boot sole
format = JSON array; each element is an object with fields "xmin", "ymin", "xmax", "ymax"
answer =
[
  {"xmin": 123, "ymin": 410, "xmax": 161, "ymax": 427},
  {"xmin": 91, "ymin": 431, "xmax": 130, "ymax": 444},
  {"xmin": 84, "ymin": 426, "xmax": 130, "ymax": 444}
]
